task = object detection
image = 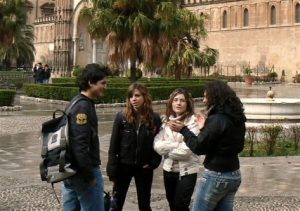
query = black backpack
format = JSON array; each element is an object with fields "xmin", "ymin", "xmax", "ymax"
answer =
[{"xmin": 39, "ymin": 96, "xmax": 84, "ymax": 184}]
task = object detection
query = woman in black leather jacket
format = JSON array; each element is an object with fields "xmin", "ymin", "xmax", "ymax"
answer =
[
  {"xmin": 169, "ymin": 80, "xmax": 246, "ymax": 211},
  {"xmin": 106, "ymin": 83, "xmax": 161, "ymax": 211}
]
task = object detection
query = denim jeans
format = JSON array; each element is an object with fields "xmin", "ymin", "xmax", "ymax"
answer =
[
  {"xmin": 62, "ymin": 167, "xmax": 105, "ymax": 211},
  {"xmin": 193, "ymin": 169, "xmax": 241, "ymax": 211}
]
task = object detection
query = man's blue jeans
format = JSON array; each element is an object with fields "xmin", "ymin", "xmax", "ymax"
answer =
[
  {"xmin": 62, "ymin": 167, "xmax": 105, "ymax": 211},
  {"xmin": 193, "ymin": 169, "xmax": 241, "ymax": 211}
]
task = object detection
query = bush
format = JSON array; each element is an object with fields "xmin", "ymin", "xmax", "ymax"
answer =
[
  {"xmin": 260, "ymin": 125, "xmax": 283, "ymax": 155},
  {"xmin": 0, "ymin": 89, "xmax": 16, "ymax": 106},
  {"xmin": 267, "ymin": 72, "xmax": 278, "ymax": 82},
  {"xmin": 24, "ymin": 84, "xmax": 79, "ymax": 101},
  {"xmin": 245, "ymin": 127, "xmax": 258, "ymax": 157},
  {"xmin": 127, "ymin": 68, "xmax": 143, "ymax": 80},
  {"xmin": 52, "ymin": 77, "xmax": 76, "ymax": 84},
  {"xmin": 204, "ymin": 74, "xmax": 242, "ymax": 82},
  {"xmin": 289, "ymin": 125, "xmax": 300, "ymax": 151},
  {"xmin": 47, "ymin": 81, "xmax": 207, "ymax": 89},
  {"xmin": 51, "ymin": 77, "xmax": 215, "ymax": 85},
  {"xmin": 72, "ymin": 66, "xmax": 84, "ymax": 77},
  {"xmin": 24, "ymin": 83, "xmax": 206, "ymax": 103},
  {"xmin": 293, "ymin": 74, "xmax": 300, "ymax": 83}
]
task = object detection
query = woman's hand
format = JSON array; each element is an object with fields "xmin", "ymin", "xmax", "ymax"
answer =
[
  {"xmin": 168, "ymin": 120, "xmax": 185, "ymax": 132},
  {"xmin": 196, "ymin": 112, "xmax": 206, "ymax": 129}
]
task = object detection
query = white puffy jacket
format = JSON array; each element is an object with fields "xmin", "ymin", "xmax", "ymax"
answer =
[{"xmin": 154, "ymin": 115, "xmax": 201, "ymax": 176}]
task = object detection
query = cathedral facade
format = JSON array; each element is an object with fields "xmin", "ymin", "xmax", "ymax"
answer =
[
  {"xmin": 27, "ymin": 0, "xmax": 300, "ymax": 81},
  {"xmin": 26, "ymin": 0, "xmax": 107, "ymax": 77},
  {"xmin": 183, "ymin": 0, "xmax": 300, "ymax": 81}
]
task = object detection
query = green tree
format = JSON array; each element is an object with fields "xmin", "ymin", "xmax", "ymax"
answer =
[
  {"xmin": 83, "ymin": 0, "xmax": 215, "ymax": 80},
  {"xmin": 198, "ymin": 47, "xmax": 218, "ymax": 76},
  {"xmin": 0, "ymin": 0, "xmax": 35, "ymax": 68}
]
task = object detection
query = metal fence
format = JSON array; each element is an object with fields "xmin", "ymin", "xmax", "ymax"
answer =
[
  {"xmin": 0, "ymin": 71, "xmax": 34, "ymax": 89},
  {"xmin": 194, "ymin": 64, "xmax": 279, "ymax": 77}
]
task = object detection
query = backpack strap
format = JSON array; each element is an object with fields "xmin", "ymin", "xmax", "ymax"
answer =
[
  {"xmin": 65, "ymin": 95, "xmax": 87, "ymax": 115},
  {"xmin": 40, "ymin": 160, "xmax": 47, "ymax": 181},
  {"xmin": 59, "ymin": 125, "xmax": 67, "ymax": 172},
  {"xmin": 51, "ymin": 95, "xmax": 87, "ymax": 119}
]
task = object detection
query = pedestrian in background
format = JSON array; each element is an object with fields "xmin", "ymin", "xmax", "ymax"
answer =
[{"xmin": 43, "ymin": 64, "xmax": 51, "ymax": 84}]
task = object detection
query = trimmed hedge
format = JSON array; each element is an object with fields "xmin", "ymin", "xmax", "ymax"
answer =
[
  {"xmin": 52, "ymin": 77, "xmax": 76, "ymax": 84},
  {"xmin": 51, "ymin": 77, "xmax": 212, "ymax": 85},
  {"xmin": 24, "ymin": 84, "xmax": 79, "ymax": 101},
  {"xmin": 46, "ymin": 81, "xmax": 207, "ymax": 88},
  {"xmin": 0, "ymin": 89, "xmax": 16, "ymax": 106},
  {"xmin": 24, "ymin": 83, "xmax": 206, "ymax": 104}
]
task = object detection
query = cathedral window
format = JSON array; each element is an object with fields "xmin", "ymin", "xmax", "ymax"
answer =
[
  {"xmin": 40, "ymin": 3, "xmax": 55, "ymax": 17},
  {"xmin": 243, "ymin": 8, "xmax": 249, "ymax": 27},
  {"xmin": 270, "ymin": 5, "xmax": 276, "ymax": 25},
  {"xmin": 222, "ymin": 10, "xmax": 228, "ymax": 28},
  {"xmin": 296, "ymin": 3, "xmax": 300, "ymax": 23}
]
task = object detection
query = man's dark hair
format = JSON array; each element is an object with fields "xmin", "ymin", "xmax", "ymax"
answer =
[{"xmin": 79, "ymin": 63, "xmax": 109, "ymax": 91}]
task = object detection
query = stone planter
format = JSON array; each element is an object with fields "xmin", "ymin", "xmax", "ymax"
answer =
[{"xmin": 244, "ymin": 75, "xmax": 254, "ymax": 86}]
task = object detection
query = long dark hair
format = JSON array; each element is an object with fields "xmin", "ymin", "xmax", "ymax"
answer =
[
  {"xmin": 204, "ymin": 80, "xmax": 246, "ymax": 122},
  {"xmin": 166, "ymin": 88, "xmax": 194, "ymax": 121},
  {"xmin": 124, "ymin": 83, "xmax": 154, "ymax": 128}
]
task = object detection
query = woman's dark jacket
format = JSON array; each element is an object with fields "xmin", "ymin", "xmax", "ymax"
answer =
[
  {"xmin": 180, "ymin": 106, "xmax": 246, "ymax": 172},
  {"xmin": 106, "ymin": 112, "xmax": 162, "ymax": 180}
]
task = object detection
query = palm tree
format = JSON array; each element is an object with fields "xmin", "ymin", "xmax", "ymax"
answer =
[
  {"xmin": 0, "ymin": 25, "xmax": 35, "ymax": 68},
  {"xmin": 198, "ymin": 47, "xmax": 219, "ymax": 76},
  {"xmin": 83, "ymin": 0, "xmax": 212, "ymax": 80},
  {"xmin": 0, "ymin": 0, "xmax": 35, "ymax": 68}
]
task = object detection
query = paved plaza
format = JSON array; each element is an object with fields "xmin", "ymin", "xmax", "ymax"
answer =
[{"xmin": 0, "ymin": 84, "xmax": 300, "ymax": 211}]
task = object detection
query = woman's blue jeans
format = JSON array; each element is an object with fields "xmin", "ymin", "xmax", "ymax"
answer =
[
  {"xmin": 193, "ymin": 169, "xmax": 241, "ymax": 211},
  {"xmin": 62, "ymin": 167, "xmax": 105, "ymax": 211}
]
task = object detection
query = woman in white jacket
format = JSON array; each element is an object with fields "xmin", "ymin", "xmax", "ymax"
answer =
[{"xmin": 154, "ymin": 89, "xmax": 200, "ymax": 211}]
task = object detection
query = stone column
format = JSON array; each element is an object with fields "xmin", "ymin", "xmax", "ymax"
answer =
[
  {"xmin": 92, "ymin": 39, "xmax": 97, "ymax": 63},
  {"xmin": 73, "ymin": 37, "xmax": 78, "ymax": 66}
]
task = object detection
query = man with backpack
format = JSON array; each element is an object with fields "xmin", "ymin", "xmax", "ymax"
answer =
[{"xmin": 62, "ymin": 63, "xmax": 108, "ymax": 211}]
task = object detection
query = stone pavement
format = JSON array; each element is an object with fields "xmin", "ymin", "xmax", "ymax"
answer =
[
  {"xmin": 0, "ymin": 98, "xmax": 300, "ymax": 210},
  {"xmin": 0, "ymin": 128, "xmax": 299, "ymax": 210}
]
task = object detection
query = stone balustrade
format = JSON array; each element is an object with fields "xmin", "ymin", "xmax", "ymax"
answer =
[{"xmin": 34, "ymin": 16, "xmax": 56, "ymax": 24}]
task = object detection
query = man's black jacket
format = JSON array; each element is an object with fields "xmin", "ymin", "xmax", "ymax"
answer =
[
  {"xmin": 106, "ymin": 112, "xmax": 162, "ymax": 180},
  {"xmin": 67, "ymin": 94, "xmax": 100, "ymax": 182}
]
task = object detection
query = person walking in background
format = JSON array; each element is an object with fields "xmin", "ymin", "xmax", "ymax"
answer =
[
  {"xmin": 34, "ymin": 62, "xmax": 44, "ymax": 83},
  {"xmin": 106, "ymin": 83, "xmax": 162, "ymax": 211},
  {"xmin": 32, "ymin": 63, "xmax": 38, "ymax": 83},
  {"xmin": 62, "ymin": 63, "xmax": 108, "ymax": 211},
  {"xmin": 154, "ymin": 89, "xmax": 200, "ymax": 211},
  {"xmin": 169, "ymin": 80, "xmax": 246, "ymax": 211},
  {"xmin": 43, "ymin": 64, "xmax": 51, "ymax": 84}
]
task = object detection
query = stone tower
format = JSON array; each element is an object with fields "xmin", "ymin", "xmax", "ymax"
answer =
[{"xmin": 53, "ymin": 0, "xmax": 73, "ymax": 76}]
